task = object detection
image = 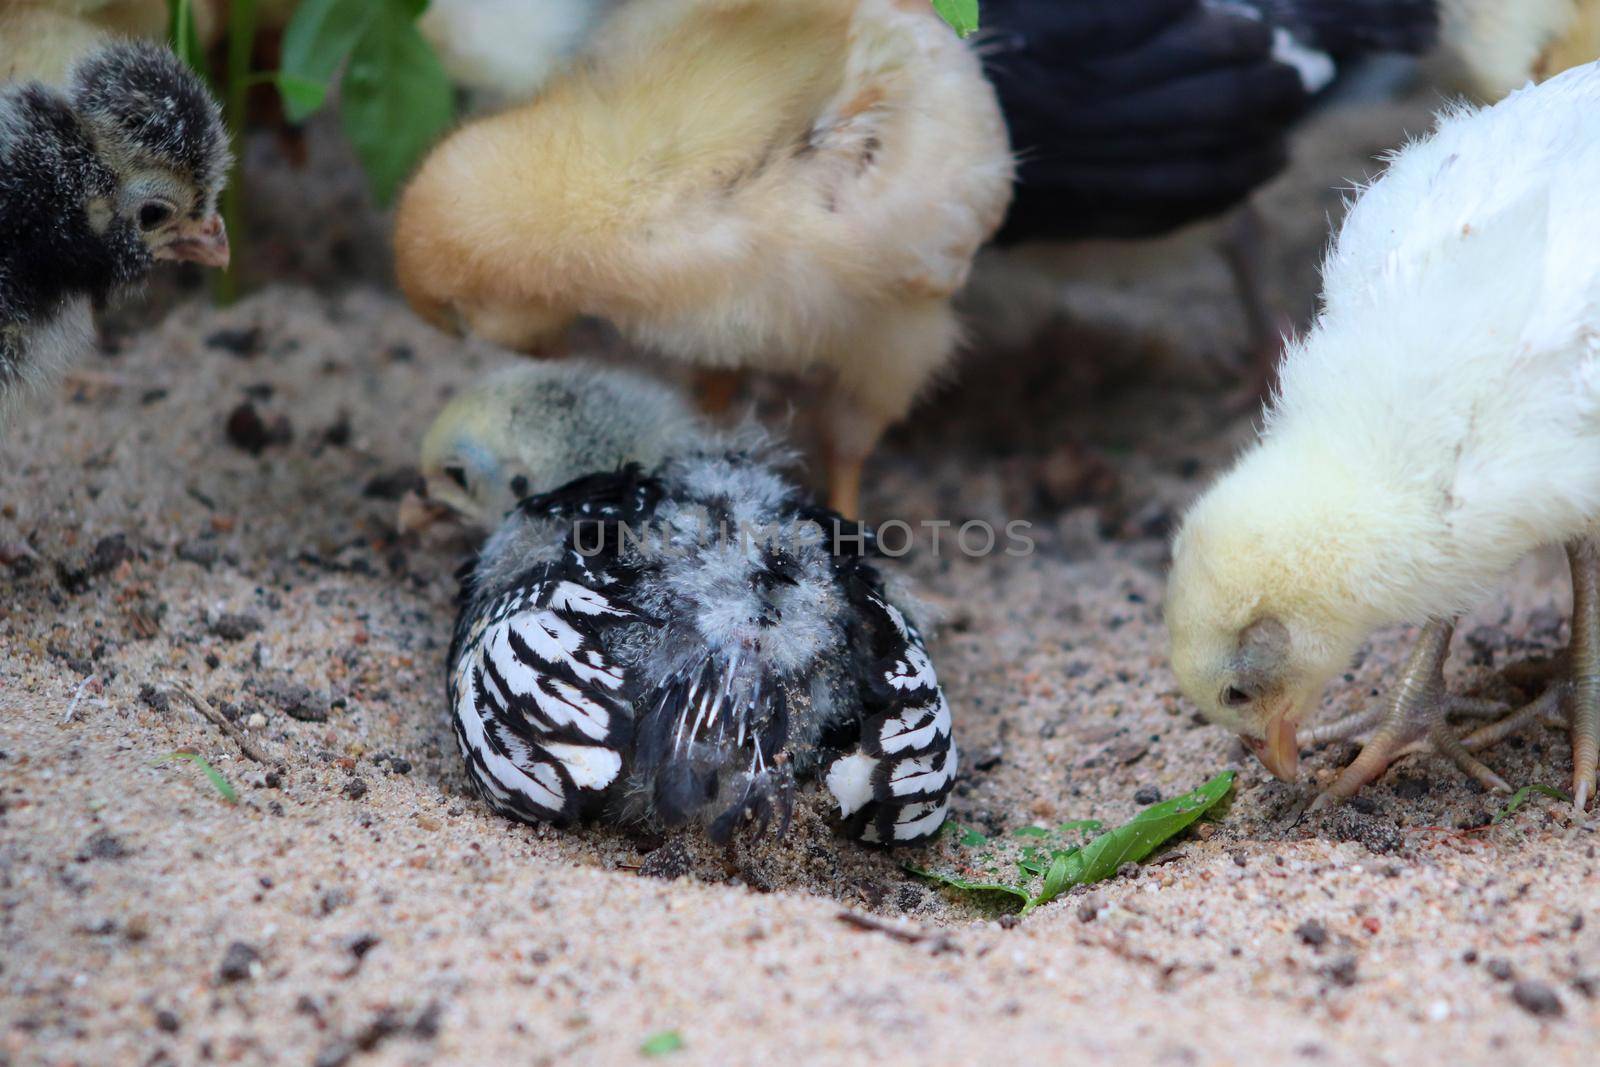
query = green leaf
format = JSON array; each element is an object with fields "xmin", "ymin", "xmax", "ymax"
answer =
[
  {"xmin": 339, "ymin": 2, "xmax": 454, "ymax": 204},
  {"xmin": 1031, "ymin": 851, "xmax": 1073, "ymax": 913},
  {"xmin": 958, "ymin": 826, "xmax": 987, "ymax": 847},
  {"xmin": 274, "ymin": 73, "xmax": 328, "ymax": 117},
  {"xmin": 1049, "ymin": 772, "xmax": 1234, "ymax": 893},
  {"xmin": 1056, "ymin": 819, "xmax": 1104, "ymax": 835},
  {"xmin": 166, "ymin": 0, "xmax": 205, "ymax": 73},
  {"xmin": 1491, "ymin": 783, "xmax": 1572, "ymax": 824},
  {"xmin": 1012, "ymin": 825, "xmax": 1051, "ymax": 838},
  {"xmin": 909, "ymin": 772, "xmax": 1236, "ymax": 915},
  {"xmin": 279, "ymin": 0, "xmax": 375, "ymax": 122},
  {"xmin": 931, "ymin": 0, "xmax": 979, "ymax": 38},
  {"xmin": 157, "ymin": 752, "xmax": 239, "ymax": 804},
  {"xmin": 905, "ymin": 866, "xmax": 1032, "ymax": 911},
  {"xmin": 640, "ymin": 1031, "xmax": 685, "ymax": 1057}
]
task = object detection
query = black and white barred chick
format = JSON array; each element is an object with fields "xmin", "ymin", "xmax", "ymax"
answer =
[
  {"xmin": 0, "ymin": 41, "xmax": 229, "ymax": 429},
  {"xmin": 417, "ymin": 362, "xmax": 957, "ymax": 845}
]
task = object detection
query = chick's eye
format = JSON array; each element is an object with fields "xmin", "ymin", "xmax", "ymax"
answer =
[
  {"xmin": 443, "ymin": 465, "xmax": 469, "ymax": 490},
  {"xmin": 138, "ymin": 201, "xmax": 173, "ymax": 231},
  {"xmin": 1221, "ymin": 685, "xmax": 1253, "ymax": 708}
]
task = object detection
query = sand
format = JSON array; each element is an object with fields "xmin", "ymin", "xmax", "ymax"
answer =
[{"xmin": 4, "ymin": 87, "xmax": 1598, "ymax": 1067}]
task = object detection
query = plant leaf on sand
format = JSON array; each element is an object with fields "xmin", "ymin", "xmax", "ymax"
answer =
[
  {"xmin": 640, "ymin": 1031, "xmax": 685, "ymax": 1056},
  {"xmin": 911, "ymin": 772, "xmax": 1235, "ymax": 915},
  {"xmin": 157, "ymin": 752, "xmax": 239, "ymax": 804},
  {"xmin": 1491, "ymin": 783, "xmax": 1571, "ymax": 824}
]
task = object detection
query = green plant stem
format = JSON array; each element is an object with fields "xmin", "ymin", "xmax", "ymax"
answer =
[{"xmin": 216, "ymin": 0, "xmax": 259, "ymax": 306}]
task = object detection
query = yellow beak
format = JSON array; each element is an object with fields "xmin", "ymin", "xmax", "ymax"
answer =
[{"xmin": 1241, "ymin": 712, "xmax": 1300, "ymax": 781}]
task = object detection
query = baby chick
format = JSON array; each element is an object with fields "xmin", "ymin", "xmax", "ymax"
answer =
[
  {"xmin": 1167, "ymin": 62, "xmax": 1600, "ymax": 812},
  {"xmin": 0, "ymin": 41, "xmax": 230, "ymax": 428},
  {"xmin": 394, "ymin": 0, "xmax": 1013, "ymax": 517},
  {"xmin": 418, "ymin": 0, "xmax": 621, "ymax": 105},
  {"xmin": 1440, "ymin": 0, "xmax": 1600, "ymax": 101},
  {"xmin": 422, "ymin": 361, "xmax": 957, "ymax": 844},
  {"xmin": 0, "ymin": 2, "xmax": 200, "ymax": 84}
]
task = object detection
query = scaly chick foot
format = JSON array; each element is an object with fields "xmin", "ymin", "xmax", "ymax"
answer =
[{"xmin": 1309, "ymin": 621, "xmax": 1512, "ymax": 813}]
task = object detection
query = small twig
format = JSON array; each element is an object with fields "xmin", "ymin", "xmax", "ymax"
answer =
[
  {"xmin": 835, "ymin": 911, "xmax": 960, "ymax": 954},
  {"xmin": 63, "ymin": 370, "xmax": 142, "ymax": 390},
  {"xmin": 63, "ymin": 675, "xmax": 98, "ymax": 724},
  {"xmin": 173, "ymin": 683, "xmax": 269, "ymax": 762}
]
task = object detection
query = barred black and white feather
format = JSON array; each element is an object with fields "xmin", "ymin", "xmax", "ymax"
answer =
[{"xmin": 447, "ymin": 446, "xmax": 957, "ymax": 845}]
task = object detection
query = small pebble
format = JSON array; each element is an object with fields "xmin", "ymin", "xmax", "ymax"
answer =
[
  {"xmin": 211, "ymin": 614, "xmax": 263, "ymax": 642},
  {"xmin": 342, "ymin": 778, "xmax": 368, "ymax": 801},
  {"xmin": 1487, "ymin": 958, "xmax": 1515, "ymax": 981},
  {"xmin": 1133, "ymin": 785, "xmax": 1162, "ymax": 805},
  {"xmin": 1511, "ymin": 980, "xmax": 1564, "ymax": 1018},
  {"xmin": 1294, "ymin": 920, "xmax": 1328, "ymax": 947},
  {"xmin": 1323, "ymin": 957, "xmax": 1358, "ymax": 987},
  {"xmin": 218, "ymin": 941, "xmax": 259, "ymax": 982}
]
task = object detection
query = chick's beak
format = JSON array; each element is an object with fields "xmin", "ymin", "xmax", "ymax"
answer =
[
  {"xmin": 159, "ymin": 214, "xmax": 230, "ymax": 269},
  {"xmin": 1241, "ymin": 711, "xmax": 1300, "ymax": 781},
  {"xmin": 397, "ymin": 489, "xmax": 459, "ymax": 536}
]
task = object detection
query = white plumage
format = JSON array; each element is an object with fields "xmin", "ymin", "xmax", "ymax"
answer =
[
  {"xmin": 1167, "ymin": 62, "xmax": 1600, "ymax": 809},
  {"xmin": 417, "ymin": 0, "xmax": 620, "ymax": 103}
]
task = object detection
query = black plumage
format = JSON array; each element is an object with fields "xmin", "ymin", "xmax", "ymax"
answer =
[
  {"xmin": 986, "ymin": 0, "xmax": 1438, "ymax": 243},
  {"xmin": 0, "ymin": 41, "xmax": 228, "ymax": 424}
]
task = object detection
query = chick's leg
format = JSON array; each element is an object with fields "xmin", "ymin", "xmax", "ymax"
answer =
[
  {"xmin": 1565, "ymin": 538, "xmax": 1600, "ymax": 812},
  {"xmin": 1311, "ymin": 620, "xmax": 1512, "ymax": 811},
  {"xmin": 822, "ymin": 302, "xmax": 960, "ymax": 518},
  {"xmin": 819, "ymin": 391, "xmax": 889, "ymax": 520},
  {"xmin": 693, "ymin": 368, "xmax": 747, "ymax": 419},
  {"xmin": 1219, "ymin": 203, "xmax": 1292, "ymax": 404}
]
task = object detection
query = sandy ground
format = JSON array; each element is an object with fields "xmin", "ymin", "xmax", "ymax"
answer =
[{"xmin": 5, "ymin": 84, "xmax": 1600, "ymax": 1067}]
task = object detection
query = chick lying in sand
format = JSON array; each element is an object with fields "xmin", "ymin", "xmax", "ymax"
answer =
[{"xmin": 418, "ymin": 361, "xmax": 957, "ymax": 844}]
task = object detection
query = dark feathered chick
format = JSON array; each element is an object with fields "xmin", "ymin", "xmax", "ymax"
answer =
[
  {"xmin": 0, "ymin": 40, "xmax": 229, "ymax": 428},
  {"xmin": 424, "ymin": 361, "xmax": 958, "ymax": 845},
  {"xmin": 986, "ymin": 0, "xmax": 1438, "ymax": 243}
]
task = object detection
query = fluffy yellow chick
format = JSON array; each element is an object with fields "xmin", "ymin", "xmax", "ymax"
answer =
[
  {"xmin": 0, "ymin": 1, "xmax": 224, "ymax": 84},
  {"xmin": 1168, "ymin": 63, "xmax": 1600, "ymax": 813},
  {"xmin": 1441, "ymin": 0, "xmax": 1600, "ymax": 100},
  {"xmin": 393, "ymin": 0, "xmax": 1013, "ymax": 517}
]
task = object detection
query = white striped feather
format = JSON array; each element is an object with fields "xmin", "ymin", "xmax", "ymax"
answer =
[{"xmin": 451, "ymin": 578, "xmax": 634, "ymax": 820}]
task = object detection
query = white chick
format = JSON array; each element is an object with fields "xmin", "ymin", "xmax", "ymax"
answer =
[
  {"xmin": 417, "ymin": 0, "xmax": 621, "ymax": 105},
  {"xmin": 1167, "ymin": 62, "xmax": 1600, "ymax": 812},
  {"xmin": 394, "ymin": 0, "xmax": 1014, "ymax": 518}
]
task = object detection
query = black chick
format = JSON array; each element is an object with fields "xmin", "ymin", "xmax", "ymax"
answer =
[
  {"xmin": 985, "ymin": 0, "xmax": 1438, "ymax": 243},
  {"xmin": 0, "ymin": 41, "xmax": 230, "ymax": 428}
]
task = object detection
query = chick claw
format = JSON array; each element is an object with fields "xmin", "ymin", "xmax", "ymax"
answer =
[
  {"xmin": 1306, "ymin": 620, "xmax": 1513, "ymax": 814},
  {"xmin": 1307, "ymin": 537, "xmax": 1600, "ymax": 817}
]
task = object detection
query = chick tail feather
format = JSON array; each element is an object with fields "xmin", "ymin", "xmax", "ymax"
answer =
[{"xmin": 631, "ymin": 653, "xmax": 794, "ymax": 842}]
